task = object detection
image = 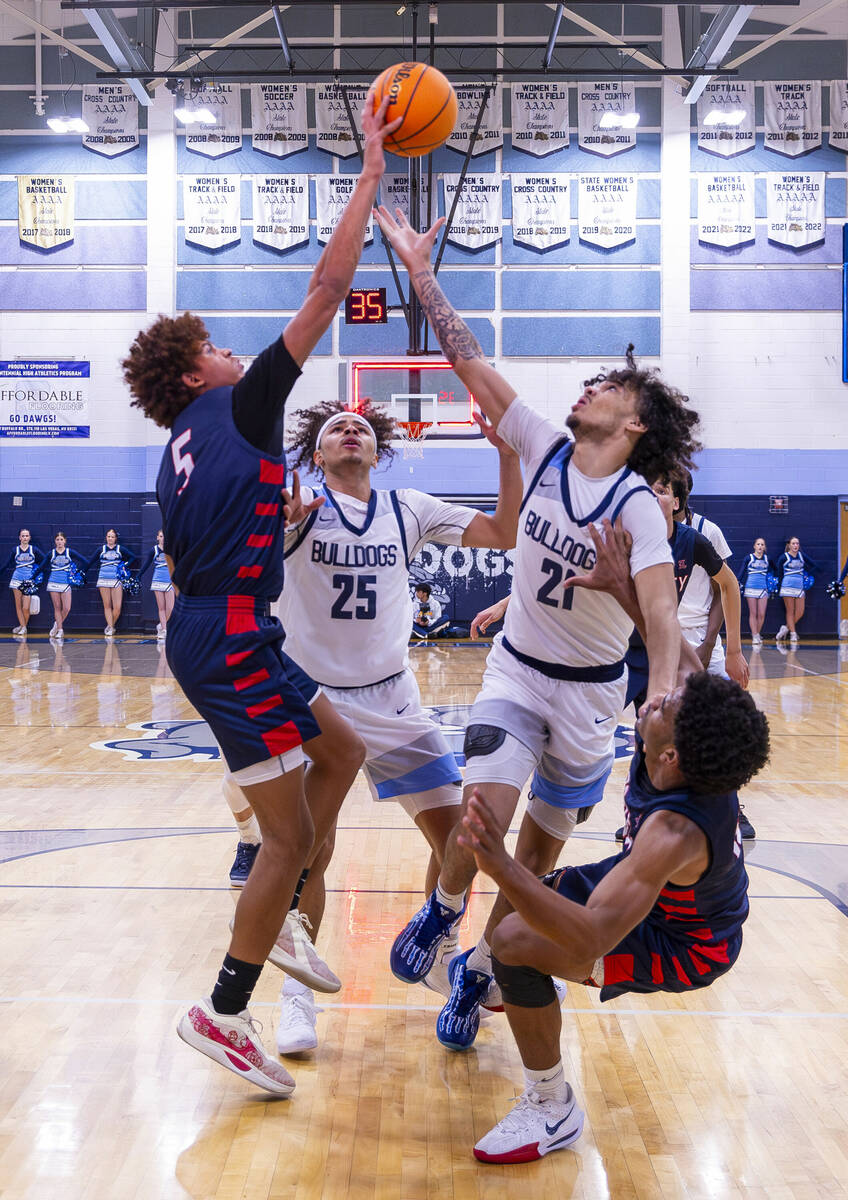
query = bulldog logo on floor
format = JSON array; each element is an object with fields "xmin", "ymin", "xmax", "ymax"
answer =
[{"xmin": 91, "ymin": 719, "xmax": 220, "ymax": 762}]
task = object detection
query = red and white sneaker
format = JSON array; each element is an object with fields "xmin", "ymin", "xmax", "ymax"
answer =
[
  {"xmin": 176, "ymin": 997, "xmax": 295, "ymax": 1096},
  {"xmin": 268, "ymin": 910, "xmax": 342, "ymax": 993},
  {"xmin": 474, "ymin": 1084, "xmax": 584, "ymax": 1163}
]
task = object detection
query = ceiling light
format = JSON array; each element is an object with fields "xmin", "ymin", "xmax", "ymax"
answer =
[
  {"xmin": 174, "ymin": 104, "xmax": 217, "ymax": 126},
  {"xmin": 598, "ymin": 111, "xmax": 640, "ymax": 130},
  {"xmin": 703, "ymin": 108, "xmax": 746, "ymax": 127},
  {"xmin": 397, "ymin": 4, "xmax": 407, "ymax": 14},
  {"xmin": 46, "ymin": 115, "xmax": 89, "ymax": 133}
]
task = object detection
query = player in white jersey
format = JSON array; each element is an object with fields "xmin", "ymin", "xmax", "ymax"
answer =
[
  {"xmin": 673, "ymin": 472, "xmax": 737, "ymax": 677},
  {"xmin": 375, "ymin": 205, "xmax": 702, "ymax": 1051}
]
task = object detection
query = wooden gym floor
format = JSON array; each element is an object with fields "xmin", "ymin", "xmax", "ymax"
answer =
[{"xmin": 1, "ymin": 635, "xmax": 847, "ymax": 1200}]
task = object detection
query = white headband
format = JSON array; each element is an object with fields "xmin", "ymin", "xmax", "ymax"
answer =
[{"xmin": 315, "ymin": 411, "xmax": 377, "ymax": 452}]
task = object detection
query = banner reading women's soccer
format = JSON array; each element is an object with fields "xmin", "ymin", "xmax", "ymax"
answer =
[
  {"xmin": 250, "ymin": 83, "xmax": 307, "ymax": 159},
  {"xmin": 316, "ymin": 175, "xmax": 373, "ymax": 245},
  {"xmin": 764, "ymin": 81, "xmax": 821, "ymax": 157},
  {"xmin": 315, "ymin": 84, "xmax": 368, "ymax": 158},
  {"xmin": 510, "ymin": 175, "xmax": 569, "ymax": 250},
  {"xmin": 577, "ymin": 82, "xmax": 636, "ymax": 157},
  {"xmin": 577, "ymin": 174, "xmax": 636, "ymax": 248},
  {"xmin": 18, "ymin": 175, "xmax": 74, "ymax": 250},
  {"xmin": 252, "ymin": 176, "xmax": 308, "ymax": 251},
  {"xmin": 183, "ymin": 176, "xmax": 240, "ymax": 249},
  {"xmin": 696, "ymin": 81, "xmax": 755, "ymax": 157},
  {"xmin": 81, "ymin": 85, "xmax": 138, "ymax": 157},
  {"xmin": 510, "ymin": 83, "xmax": 569, "ymax": 157},
  {"xmin": 184, "ymin": 85, "xmax": 242, "ymax": 158},
  {"xmin": 447, "ymin": 86, "xmax": 503, "ymax": 156},
  {"xmin": 766, "ymin": 172, "xmax": 825, "ymax": 248},
  {"xmin": 442, "ymin": 174, "xmax": 501, "ymax": 249},
  {"xmin": 0, "ymin": 360, "xmax": 89, "ymax": 438},
  {"xmin": 829, "ymin": 81, "xmax": 848, "ymax": 151},
  {"xmin": 697, "ymin": 174, "xmax": 755, "ymax": 248}
]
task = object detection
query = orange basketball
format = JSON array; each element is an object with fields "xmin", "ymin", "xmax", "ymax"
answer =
[{"xmin": 372, "ymin": 61, "xmax": 457, "ymax": 158}]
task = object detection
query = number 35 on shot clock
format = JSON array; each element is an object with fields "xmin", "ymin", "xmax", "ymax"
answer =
[{"xmin": 345, "ymin": 287, "xmax": 388, "ymax": 325}]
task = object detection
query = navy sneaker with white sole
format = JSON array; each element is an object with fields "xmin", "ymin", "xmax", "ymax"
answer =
[
  {"xmin": 390, "ymin": 889, "xmax": 466, "ymax": 984},
  {"xmin": 436, "ymin": 948, "xmax": 492, "ymax": 1051}
]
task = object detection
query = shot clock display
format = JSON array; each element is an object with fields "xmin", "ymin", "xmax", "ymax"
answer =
[{"xmin": 345, "ymin": 287, "xmax": 388, "ymax": 325}]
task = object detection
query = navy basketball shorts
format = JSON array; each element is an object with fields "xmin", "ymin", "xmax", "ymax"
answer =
[
  {"xmin": 166, "ymin": 594, "xmax": 321, "ymax": 776},
  {"xmin": 542, "ymin": 859, "xmax": 742, "ymax": 1001}
]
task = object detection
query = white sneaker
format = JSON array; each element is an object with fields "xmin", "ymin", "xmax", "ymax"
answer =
[
  {"xmin": 789, "ymin": 632, "xmax": 799, "ymax": 644},
  {"xmin": 474, "ymin": 1084, "xmax": 584, "ymax": 1163},
  {"xmin": 11, "ymin": 625, "xmax": 23, "ymax": 635},
  {"xmin": 422, "ymin": 935, "xmax": 459, "ymax": 1000},
  {"xmin": 276, "ymin": 989, "xmax": 321, "ymax": 1055},
  {"xmin": 157, "ymin": 628, "xmax": 166, "ymax": 641},
  {"xmin": 776, "ymin": 625, "xmax": 788, "ymax": 641},
  {"xmin": 55, "ymin": 629, "xmax": 64, "ymax": 640},
  {"xmin": 176, "ymin": 996, "xmax": 295, "ymax": 1096},
  {"xmin": 481, "ymin": 976, "xmax": 568, "ymax": 1014},
  {"xmin": 751, "ymin": 633, "xmax": 762, "ymax": 648},
  {"xmin": 230, "ymin": 910, "xmax": 342, "ymax": 993},
  {"xmin": 49, "ymin": 622, "xmax": 58, "ymax": 637},
  {"xmin": 104, "ymin": 625, "xmax": 114, "ymax": 637},
  {"xmin": 156, "ymin": 622, "xmax": 163, "ymax": 634}
]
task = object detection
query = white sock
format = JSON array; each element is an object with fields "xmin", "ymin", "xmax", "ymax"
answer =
[
  {"xmin": 282, "ymin": 975, "xmax": 312, "ymax": 1001},
  {"xmin": 235, "ymin": 813, "xmax": 262, "ymax": 845},
  {"xmin": 466, "ymin": 934, "xmax": 492, "ymax": 976},
  {"xmin": 524, "ymin": 1061, "xmax": 568, "ymax": 1103},
  {"xmin": 435, "ymin": 881, "xmax": 465, "ymax": 914}
]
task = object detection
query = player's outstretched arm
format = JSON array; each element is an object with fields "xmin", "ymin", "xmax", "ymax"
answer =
[
  {"xmin": 714, "ymin": 562, "xmax": 749, "ymax": 688},
  {"xmin": 470, "ymin": 594, "xmax": 510, "ymax": 640},
  {"xmin": 461, "ymin": 411, "xmax": 522, "ymax": 549}
]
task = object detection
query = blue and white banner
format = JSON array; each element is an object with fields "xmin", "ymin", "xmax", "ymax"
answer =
[
  {"xmin": 315, "ymin": 84, "xmax": 368, "ymax": 158},
  {"xmin": 250, "ymin": 83, "xmax": 307, "ymax": 158},
  {"xmin": 577, "ymin": 81, "xmax": 636, "ymax": 157},
  {"xmin": 764, "ymin": 81, "xmax": 821, "ymax": 157},
  {"xmin": 252, "ymin": 175, "xmax": 308, "ymax": 250},
  {"xmin": 18, "ymin": 175, "xmax": 73, "ymax": 250},
  {"xmin": 510, "ymin": 83, "xmax": 569, "ymax": 156},
  {"xmin": 442, "ymin": 174, "xmax": 502, "ymax": 249},
  {"xmin": 766, "ymin": 172, "xmax": 825, "ymax": 248},
  {"xmin": 578, "ymin": 173, "xmax": 636, "ymax": 248},
  {"xmin": 184, "ymin": 85, "xmax": 243, "ymax": 158},
  {"xmin": 510, "ymin": 174, "xmax": 570, "ymax": 250},
  {"xmin": 81, "ymin": 84, "xmax": 139, "ymax": 157},
  {"xmin": 697, "ymin": 174, "xmax": 755, "ymax": 247},
  {"xmin": 0, "ymin": 361, "xmax": 90, "ymax": 438},
  {"xmin": 697, "ymin": 81, "xmax": 755, "ymax": 158},
  {"xmin": 316, "ymin": 175, "xmax": 373, "ymax": 245},
  {"xmin": 183, "ymin": 176, "xmax": 240, "ymax": 249},
  {"xmin": 829, "ymin": 81, "xmax": 848, "ymax": 150},
  {"xmin": 447, "ymin": 86, "xmax": 503, "ymax": 157}
]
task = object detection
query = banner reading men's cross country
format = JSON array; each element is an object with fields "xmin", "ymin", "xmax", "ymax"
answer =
[
  {"xmin": 766, "ymin": 172, "xmax": 825, "ymax": 248},
  {"xmin": 696, "ymin": 81, "xmax": 755, "ymax": 157},
  {"xmin": 510, "ymin": 175, "xmax": 569, "ymax": 250},
  {"xmin": 315, "ymin": 176, "xmax": 373, "ymax": 245},
  {"xmin": 510, "ymin": 83, "xmax": 569, "ymax": 157},
  {"xmin": 0, "ymin": 360, "xmax": 89, "ymax": 438},
  {"xmin": 250, "ymin": 83, "xmax": 308, "ymax": 159},
  {"xmin": 381, "ymin": 173, "xmax": 431, "ymax": 223},
  {"xmin": 315, "ymin": 84, "xmax": 368, "ymax": 158},
  {"xmin": 697, "ymin": 174, "xmax": 755, "ymax": 248},
  {"xmin": 447, "ymin": 86, "xmax": 503, "ymax": 156},
  {"xmin": 442, "ymin": 174, "xmax": 501, "ymax": 250},
  {"xmin": 18, "ymin": 175, "xmax": 74, "ymax": 250},
  {"xmin": 577, "ymin": 82, "xmax": 636, "ymax": 157},
  {"xmin": 183, "ymin": 176, "xmax": 240, "ymax": 249},
  {"xmin": 577, "ymin": 174, "xmax": 636, "ymax": 248},
  {"xmin": 184, "ymin": 85, "xmax": 242, "ymax": 158},
  {"xmin": 828, "ymin": 81, "xmax": 848, "ymax": 151},
  {"xmin": 252, "ymin": 176, "xmax": 308, "ymax": 251},
  {"xmin": 764, "ymin": 81, "xmax": 821, "ymax": 157},
  {"xmin": 81, "ymin": 85, "xmax": 138, "ymax": 157}
]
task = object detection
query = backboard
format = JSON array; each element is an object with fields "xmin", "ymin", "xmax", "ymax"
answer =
[{"xmin": 349, "ymin": 360, "xmax": 483, "ymax": 441}]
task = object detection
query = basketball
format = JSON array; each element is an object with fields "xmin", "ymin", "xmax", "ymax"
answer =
[{"xmin": 372, "ymin": 61, "xmax": 457, "ymax": 157}]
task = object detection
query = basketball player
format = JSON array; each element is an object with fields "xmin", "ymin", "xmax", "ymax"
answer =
[
  {"xmin": 674, "ymin": 472, "xmax": 734, "ymax": 674},
  {"xmin": 122, "ymin": 93, "xmax": 400, "ymax": 1095},
  {"xmin": 374, "ymin": 205, "xmax": 702, "ymax": 1051}
]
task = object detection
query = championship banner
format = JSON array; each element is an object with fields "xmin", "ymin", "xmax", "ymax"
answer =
[
  {"xmin": 510, "ymin": 83, "xmax": 569, "ymax": 157},
  {"xmin": 828, "ymin": 81, "xmax": 848, "ymax": 151},
  {"xmin": 184, "ymin": 85, "xmax": 242, "ymax": 158},
  {"xmin": 764, "ymin": 81, "xmax": 821, "ymax": 157},
  {"xmin": 315, "ymin": 84, "xmax": 368, "ymax": 158},
  {"xmin": 697, "ymin": 174, "xmax": 755, "ymax": 248},
  {"xmin": 510, "ymin": 175, "xmax": 569, "ymax": 250},
  {"xmin": 577, "ymin": 82, "xmax": 636, "ymax": 156},
  {"xmin": 577, "ymin": 174, "xmax": 636, "ymax": 248},
  {"xmin": 252, "ymin": 176, "xmax": 308, "ymax": 251},
  {"xmin": 81, "ymin": 85, "xmax": 138, "ymax": 157},
  {"xmin": 315, "ymin": 175, "xmax": 373, "ymax": 245},
  {"xmin": 697, "ymin": 81, "xmax": 755, "ymax": 157},
  {"xmin": 766, "ymin": 172, "xmax": 825, "ymax": 248},
  {"xmin": 442, "ymin": 174, "xmax": 501, "ymax": 249},
  {"xmin": 183, "ymin": 176, "xmax": 240, "ymax": 249},
  {"xmin": 381, "ymin": 173, "xmax": 431, "ymax": 222},
  {"xmin": 0, "ymin": 360, "xmax": 89, "ymax": 439},
  {"xmin": 250, "ymin": 83, "xmax": 308, "ymax": 158},
  {"xmin": 447, "ymin": 86, "xmax": 503, "ymax": 157},
  {"xmin": 18, "ymin": 175, "xmax": 74, "ymax": 250}
]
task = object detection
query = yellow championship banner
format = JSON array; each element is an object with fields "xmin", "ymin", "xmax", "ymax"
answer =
[{"xmin": 18, "ymin": 175, "xmax": 74, "ymax": 250}]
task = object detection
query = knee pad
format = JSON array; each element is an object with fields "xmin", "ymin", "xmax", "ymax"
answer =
[
  {"xmin": 463, "ymin": 723, "xmax": 508, "ymax": 760},
  {"xmin": 491, "ymin": 955, "xmax": 557, "ymax": 1008}
]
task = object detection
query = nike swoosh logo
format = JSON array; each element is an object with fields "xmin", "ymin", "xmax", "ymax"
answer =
[
  {"xmin": 545, "ymin": 1116, "xmax": 571, "ymax": 1135},
  {"xmin": 594, "ymin": 716, "xmax": 612, "ymax": 724},
  {"xmin": 222, "ymin": 966, "xmax": 236, "ymax": 976},
  {"xmin": 537, "ymin": 480, "xmax": 556, "ymax": 489},
  {"xmin": 396, "ymin": 704, "xmax": 410, "ymax": 714}
]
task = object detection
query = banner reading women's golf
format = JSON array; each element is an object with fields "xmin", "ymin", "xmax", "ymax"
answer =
[
  {"xmin": 0, "ymin": 360, "xmax": 89, "ymax": 438},
  {"xmin": 510, "ymin": 83, "xmax": 569, "ymax": 156},
  {"xmin": 697, "ymin": 174, "xmax": 755, "ymax": 248},
  {"xmin": 250, "ymin": 83, "xmax": 308, "ymax": 158},
  {"xmin": 81, "ymin": 84, "xmax": 139, "ymax": 157},
  {"xmin": 18, "ymin": 176, "xmax": 74, "ymax": 249},
  {"xmin": 315, "ymin": 176, "xmax": 373, "ymax": 245}
]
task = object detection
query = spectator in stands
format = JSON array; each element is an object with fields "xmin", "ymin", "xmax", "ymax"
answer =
[{"xmin": 412, "ymin": 582, "xmax": 449, "ymax": 639}]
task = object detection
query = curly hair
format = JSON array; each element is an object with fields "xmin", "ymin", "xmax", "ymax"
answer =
[
  {"xmin": 584, "ymin": 345, "xmax": 702, "ymax": 484},
  {"xmin": 674, "ymin": 672, "xmax": 770, "ymax": 794},
  {"xmin": 122, "ymin": 313, "xmax": 208, "ymax": 429},
  {"xmin": 286, "ymin": 398, "xmax": 397, "ymax": 475}
]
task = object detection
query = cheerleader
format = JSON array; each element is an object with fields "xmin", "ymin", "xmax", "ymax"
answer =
[
  {"xmin": 86, "ymin": 528, "xmax": 136, "ymax": 636},
  {"xmin": 736, "ymin": 537, "xmax": 774, "ymax": 649},
  {"xmin": 2, "ymin": 528, "xmax": 45, "ymax": 636},
  {"xmin": 776, "ymin": 536, "xmax": 819, "ymax": 644},
  {"xmin": 46, "ymin": 531, "xmax": 87, "ymax": 639},
  {"xmin": 139, "ymin": 530, "xmax": 174, "ymax": 640}
]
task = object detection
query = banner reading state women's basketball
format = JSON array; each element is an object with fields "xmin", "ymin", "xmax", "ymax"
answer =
[
  {"xmin": 447, "ymin": 86, "xmax": 503, "ymax": 156},
  {"xmin": 510, "ymin": 175, "xmax": 569, "ymax": 250},
  {"xmin": 510, "ymin": 83, "xmax": 569, "ymax": 157},
  {"xmin": 81, "ymin": 84, "xmax": 138, "ymax": 157},
  {"xmin": 0, "ymin": 360, "xmax": 89, "ymax": 438},
  {"xmin": 250, "ymin": 83, "xmax": 307, "ymax": 159},
  {"xmin": 381, "ymin": 173, "xmax": 431, "ymax": 223},
  {"xmin": 828, "ymin": 81, "xmax": 848, "ymax": 150},
  {"xmin": 18, "ymin": 175, "xmax": 74, "ymax": 249},
  {"xmin": 315, "ymin": 176, "xmax": 373, "ymax": 245},
  {"xmin": 577, "ymin": 174, "xmax": 636, "ymax": 248},
  {"xmin": 315, "ymin": 84, "xmax": 368, "ymax": 158},
  {"xmin": 764, "ymin": 81, "xmax": 821, "ymax": 157},
  {"xmin": 252, "ymin": 176, "xmax": 308, "ymax": 251},
  {"xmin": 183, "ymin": 176, "xmax": 240, "ymax": 249},
  {"xmin": 184, "ymin": 85, "xmax": 242, "ymax": 158},
  {"xmin": 696, "ymin": 81, "xmax": 755, "ymax": 157},
  {"xmin": 697, "ymin": 174, "xmax": 755, "ymax": 248},
  {"xmin": 766, "ymin": 172, "xmax": 825, "ymax": 248},
  {"xmin": 577, "ymin": 82, "xmax": 636, "ymax": 156},
  {"xmin": 442, "ymin": 174, "xmax": 501, "ymax": 249}
]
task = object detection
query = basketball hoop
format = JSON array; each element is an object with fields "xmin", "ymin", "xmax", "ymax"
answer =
[{"xmin": 397, "ymin": 421, "xmax": 433, "ymax": 459}]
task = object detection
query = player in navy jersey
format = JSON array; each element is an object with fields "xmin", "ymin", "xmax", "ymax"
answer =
[
  {"xmin": 122, "ymin": 93, "xmax": 401, "ymax": 1096},
  {"xmin": 3, "ymin": 528, "xmax": 45, "ymax": 636},
  {"xmin": 456, "ymin": 521, "xmax": 769, "ymax": 1164}
]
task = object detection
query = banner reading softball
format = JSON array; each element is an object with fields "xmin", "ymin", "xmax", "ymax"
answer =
[
  {"xmin": 381, "ymin": 173, "xmax": 431, "ymax": 223},
  {"xmin": 697, "ymin": 174, "xmax": 755, "ymax": 247},
  {"xmin": 315, "ymin": 84, "xmax": 368, "ymax": 158},
  {"xmin": 442, "ymin": 174, "xmax": 501, "ymax": 249},
  {"xmin": 577, "ymin": 82, "xmax": 636, "ymax": 156},
  {"xmin": 510, "ymin": 83, "xmax": 569, "ymax": 156},
  {"xmin": 764, "ymin": 81, "xmax": 821, "ymax": 157},
  {"xmin": 0, "ymin": 360, "xmax": 89, "ymax": 439},
  {"xmin": 183, "ymin": 176, "xmax": 240, "ymax": 249},
  {"xmin": 184, "ymin": 86, "xmax": 242, "ymax": 158},
  {"xmin": 18, "ymin": 175, "xmax": 74, "ymax": 250},
  {"xmin": 577, "ymin": 174, "xmax": 636, "ymax": 248},
  {"xmin": 81, "ymin": 84, "xmax": 138, "ymax": 157},
  {"xmin": 829, "ymin": 81, "xmax": 848, "ymax": 150},
  {"xmin": 697, "ymin": 81, "xmax": 755, "ymax": 157},
  {"xmin": 447, "ymin": 86, "xmax": 503, "ymax": 156},
  {"xmin": 766, "ymin": 172, "xmax": 825, "ymax": 248},
  {"xmin": 510, "ymin": 175, "xmax": 569, "ymax": 250},
  {"xmin": 252, "ymin": 176, "xmax": 308, "ymax": 251},
  {"xmin": 250, "ymin": 83, "xmax": 307, "ymax": 158},
  {"xmin": 316, "ymin": 175, "xmax": 373, "ymax": 245}
]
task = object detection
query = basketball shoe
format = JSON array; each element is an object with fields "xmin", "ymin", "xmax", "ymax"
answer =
[
  {"xmin": 276, "ymin": 984, "xmax": 321, "ymax": 1055},
  {"xmin": 177, "ymin": 997, "xmax": 295, "ymax": 1096},
  {"xmin": 738, "ymin": 805, "xmax": 756, "ymax": 840},
  {"xmin": 229, "ymin": 840, "xmax": 260, "ymax": 887},
  {"xmin": 473, "ymin": 1084, "xmax": 584, "ymax": 1163},
  {"xmin": 390, "ymin": 889, "xmax": 466, "ymax": 984},
  {"xmin": 436, "ymin": 949, "xmax": 491, "ymax": 1050},
  {"xmin": 775, "ymin": 625, "xmax": 788, "ymax": 640},
  {"xmin": 422, "ymin": 934, "xmax": 459, "ymax": 999},
  {"xmin": 227, "ymin": 909, "xmax": 341, "ymax": 992}
]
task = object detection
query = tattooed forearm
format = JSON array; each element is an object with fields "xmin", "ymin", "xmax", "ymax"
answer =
[{"xmin": 411, "ymin": 268, "xmax": 484, "ymax": 364}]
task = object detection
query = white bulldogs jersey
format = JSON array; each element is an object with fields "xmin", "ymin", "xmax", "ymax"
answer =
[
  {"xmin": 677, "ymin": 512, "xmax": 731, "ymax": 631},
  {"xmin": 498, "ymin": 399, "xmax": 671, "ymax": 669},
  {"xmin": 278, "ymin": 484, "xmax": 476, "ymax": 688}
]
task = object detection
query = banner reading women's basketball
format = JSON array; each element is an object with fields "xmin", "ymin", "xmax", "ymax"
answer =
[
  {"xmin": 183, "ymin": 176, "xmax": 240, "ymax": 249},
  {"xmin": 315, "ymin": 84, "xmax": 368, "ymax": 158},
  {"xmin": 250, "ymin": 83, "xmax": 307, "ymax": 159},
  {"xmin": 577, "ymin": 82, "xmax": 636, "ymax": 156},
  {"xmin": 764, "ymin": 81, "xmax": 821, "ymax": 157},
  {"xmin": 81, "ymin": 84, "xmax": 138, "ymax": 157},
  {"xmin": 447, "ymin": 86, "xmax": 503, "ymax": 156},
  {"xmin": 184, "ymin": 85, "xmax": 242, "ymax": 158},
  {"xmin": 510, "ymin": 175, "xmax": 569, "ymax": 250},
  {"xmin": 442, "ymin": 174, "xmax": 501, "ymax": 249},
  {"xmin": 18, "ymin": 175, "xmax": 74, "ymax": 250},
  {"xmin": 696, "ymin": 81, "xmax": 755, "ymax": 157},
  {"xmin": 577, "ymin": 174, "xmax": 636, "ymax": 248},
  {"xmin": 697, "ymin": 174, "xmax": 755, "ymax": 248},
  {"xmin": 315, "ymin": 175, "xmax": 373, "ymax": 245},
  {"xmin": 381, "ymin": 174, "xmax": 431, "ymax": 223},
  {"xmin": 252, "ymin": 176, "xmax": 308, "ymax": 251},
  {"xmin": 510, "ymin": 83, "xmax": 569, "ymax": 156},
  {"xmin": 766, "ymin": 172, "xmax": 825, "ymax": 248},
  {"xmin": 829, "ymin": 81, "xmax": 848, "ymax": 150}
]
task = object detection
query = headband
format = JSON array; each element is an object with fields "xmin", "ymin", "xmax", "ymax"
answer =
[{"xmin": 315, "ymin": 411, "xmax": 377, "ymax": 452}]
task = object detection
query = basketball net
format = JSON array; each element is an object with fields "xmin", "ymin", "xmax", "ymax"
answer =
[{"xmin": 397, "ymin": 421, "xmax": 432, "ymax": 459}]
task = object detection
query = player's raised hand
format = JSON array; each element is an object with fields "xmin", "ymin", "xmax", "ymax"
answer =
[
  {"xmin": 472, "ymin": 410, "xmax": 516, "ymax": 456},
  {"xmin": 361, "ymin": 91, "xmax": 404, "ymax": 176},
  {"xmin": 457, "ymin": 787, "xmax": 511, "ymax": 880},
  {"xmin": 470, "ymin": 595, "xmax": 509, "ymax": 640},
  {"xmin": 282, "ymin": 470, "xmax": 324, "ymax": 528},
  {"xmin": 373, "ymin": 205, "xmax": 446, "ymax": 270}
]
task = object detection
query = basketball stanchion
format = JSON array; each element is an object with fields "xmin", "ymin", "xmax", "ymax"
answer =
[{"xmin": 397, "ymin": 421, "xmax": 433, "ymax": 459}]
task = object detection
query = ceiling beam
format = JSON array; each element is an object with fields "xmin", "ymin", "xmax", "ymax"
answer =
[
  {"xmin": 104, "ymin": 67, "xmax": 739, "ymax": 83},
  {"xmin": 147, "ymin": 8, "xmax": 279, "ymax": 92},
  {"xmin": 0, "ymin": 0, "xmax": 115, "ymax": 74},
  {"xmin": 683, "ymin": 5, "xmax": 754, "ymax": 105},
  {"xmin": 270, "ymin": 5, "xmax": 293, "ymax": 71},
  {"xmin": 724, "ymin": 0, "xmax": 845, "ymax": 71},
  {"xmin": 84, "ymin": 8, "xmax": 153, "ymax": 104}
]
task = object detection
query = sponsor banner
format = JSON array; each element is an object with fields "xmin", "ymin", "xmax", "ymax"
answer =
[
  {"xmin": 697, "ymin": 174, "xmax": 755, "ymax": 248},
  {"xmin": 18, "ymin": 175, "xmax": 73, "ymax": 250},
  {"xmin": 81, "ymin": 84, "xmax": 139, "ymax": 157},
  {"xmin": 250, "ymin": 83, "xmax": 308, "ymax": 158},
  {"xmin": 577, "ymin": 174, "xmax": 636, "ymax": 248},
  {"xmin": 0, "ymin": 360, "xmax": 89, "ymax": 438},
  {"xmin": 316, "ymin": 175, "xmax": 373, "ymax": 245},
  {"xmin": 252, "ymin": 175, "xmax": 308, "ymax": 250},
  {"xmin": 510, "ymin": 82, "xmax": 570, "ymax": 156},
  {"xmin": 381, "ymin": 173, "xmax": 431, "ymax": 222},
  {"xmin": 184, "ymin": 85, "xmax": 242, "ymax": 158},
  {"xmin": 764, "ymin": 81, "xmax": 821, "ymax": 157},
  {"xmin": 697, "ymin": 81, "xmax": 755, "ymax": 157},
  {"xmin": 577, "ymin": 81, "xmax": 636, "ymax": 156},
  {"xmin": 510, "ymin": 174, "xmax": 569, "ymax": 250},
  {"xmin": 447, "ymin": 85, "xmax": 503, "ymax": 156},
  {"xmin": 183, "ymin": 176, "xmax": 240, "ymax": 249},
  {"xmin": 442, "ymin": 174, "xmax": 502, "ymax": 249},
  {"xmin": 315, "ymin": 84, "xmax": 368, "ymax": 158},
  {"xmin": 766, "ymin": 172, "xmax": 825, "ymax": 248},
  {"xmin": 828, "ymin": 81, "xmax": 848, "ymax": 151}
]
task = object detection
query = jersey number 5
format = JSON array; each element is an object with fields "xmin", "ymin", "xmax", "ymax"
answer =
[
  {"xmin": 171, "ymin": 429, "xmax": 195, "ymax": 495},
  {"xmin": 536, "ymin": 557, "xmax": 576, "ymax": 610}
]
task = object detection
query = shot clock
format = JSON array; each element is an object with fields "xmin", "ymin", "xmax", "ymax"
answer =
[{"xmin": 345, "ymin": 287, "xmax": 388, "ymax": 325}]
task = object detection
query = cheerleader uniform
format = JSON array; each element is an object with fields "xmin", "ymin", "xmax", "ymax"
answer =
[
  {"xmin": 89, "ymin": 543, "xmax": 136, "ymax": 588},
  {"xmin": 737, "ymin": 552, "xmax": 773, "ymax": 599},
  {"xmin": 139, "ymin": 545, "xmax": 173, "ymax": 592},
  {"xmin": 777, "ymin": 551, "xmax": 818, "ymax": 598},
  {"xmin": 4, "ymin": 542, "xmax": 44, "ymax": 590},
  {"xmin": 47, "ymin": 546, "xmax": 87, "ymax": 593}
]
